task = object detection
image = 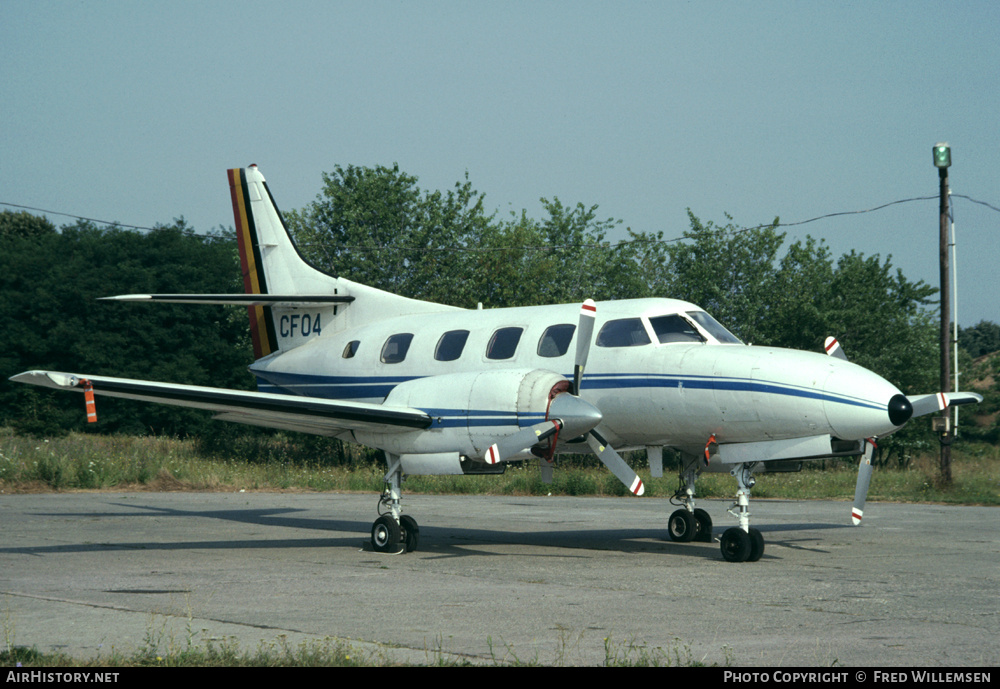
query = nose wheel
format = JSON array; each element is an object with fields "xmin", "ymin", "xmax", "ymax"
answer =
[
  {"xmin": 720, "ymin": 463, "xmax": 765, "ymax": 562},
  {"xmin": 720, "ymin": 526, "xmax": 764, "ymax": 562}
]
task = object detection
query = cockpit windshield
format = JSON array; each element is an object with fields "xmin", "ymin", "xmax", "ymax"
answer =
[
  {"xmin": 649, "ymin": 315, "xmax": 705, "ymax": 344},
  {"xmin": 686, "ymin": 311, "xmax": 743, "ymax": 344}
]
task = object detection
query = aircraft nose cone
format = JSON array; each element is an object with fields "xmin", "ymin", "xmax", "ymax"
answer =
[{"xmin": 888, "ymin": 394, "xmax": 913, "ymax": 427}]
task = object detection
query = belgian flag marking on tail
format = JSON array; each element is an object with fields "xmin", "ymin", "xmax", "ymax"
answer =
[{"xmin": 228, "ymin": 167, "xmax": 278, "ymax": 360}]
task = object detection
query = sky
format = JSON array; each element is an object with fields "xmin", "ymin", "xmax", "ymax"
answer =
[{"xmin": 3, "ymin": 1, "xmax": 998, "ymax": 326}]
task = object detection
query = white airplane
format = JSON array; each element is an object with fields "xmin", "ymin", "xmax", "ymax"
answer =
[{"xmin": 12, "ymin": 165, "xmax": 983, "ymax": 562}]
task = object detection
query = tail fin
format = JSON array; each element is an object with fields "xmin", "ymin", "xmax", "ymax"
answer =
[
  {"xmin": 228, "ymin": 165, "xmax": 346, "ymax": 359},
  {"xmin": 228, "ymin": 166, "xmax": 459, "ymax": 360}
]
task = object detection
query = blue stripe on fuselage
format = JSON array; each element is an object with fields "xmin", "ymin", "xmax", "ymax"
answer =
[{"xmin": 253, "ymin": 370, "xmax": 885, "ymax": 425}]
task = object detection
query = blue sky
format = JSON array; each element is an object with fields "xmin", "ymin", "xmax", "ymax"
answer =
[{"xmin": 3, "ymin": 1, "xmax": 997, "ymax": 326}]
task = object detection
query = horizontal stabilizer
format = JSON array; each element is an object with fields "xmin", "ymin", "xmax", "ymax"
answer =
[
  {"xmin": 100, "ymin": 294, "xmax": 355, "ymax": 307},
  {"xmin": 10, "ymin": 370, "xmax": 429, "ymax": 435}
]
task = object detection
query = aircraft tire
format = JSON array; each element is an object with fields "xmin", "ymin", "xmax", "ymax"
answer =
[
  {"xmin": 400, "ymin": 515, "xmax": 420, "ymax": 553},
  {"xmin": 720, "ymin": 527, "xmax": 752, "ymax": 562},
  {"xmin": 693, "ymin": 508, "xmax": 713, "ymax": 542},
  {"xmin": 668, "ymin": 509, "xmax": 697, "ymax": 542},
  {"xmin": 371, "ymin": 515, "xmax": 402, "ymax": 553},
  {"xmin": 747, "ymin": 527, "xmax": 764, "ymax": 562}
]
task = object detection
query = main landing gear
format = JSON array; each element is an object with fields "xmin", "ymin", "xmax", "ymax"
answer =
[
  {"xmin": 668, "ymin": 458, "xmax": 765, "ymax": 562},
  {"xmin": 667, "ymin": 461, "xmax": 714, "ymax": 543},
  {"xmin": 370, "ymin": 454, "xmax": 420, "ymax": 554}
]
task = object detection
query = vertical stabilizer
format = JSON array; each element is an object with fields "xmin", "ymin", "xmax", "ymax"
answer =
[
  {"xmin": 228, "ymin": 166, "xmax": 460, "ymax": 360},
  {"xmin": 228, "ymin": 165, "xmax": 344, "ymax": 359}
]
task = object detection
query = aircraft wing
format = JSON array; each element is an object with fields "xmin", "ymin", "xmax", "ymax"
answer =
[{"xmin": 10, "ymin": 370, "xmax": 430, "ymax": 436}]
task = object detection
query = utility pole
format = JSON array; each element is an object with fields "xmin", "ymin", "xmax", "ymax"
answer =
[{"xmin": 934, "ymin": 142, "xmax": 952, "ymax": 484}]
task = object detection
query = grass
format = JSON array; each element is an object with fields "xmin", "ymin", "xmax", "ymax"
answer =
[
  {"xmin": 1, "ymin": 427, "xmax": 997, "ymax": 505},
  {"xmin": 1, "ymin": 632, "xmax": 727, "ymax": 667}
]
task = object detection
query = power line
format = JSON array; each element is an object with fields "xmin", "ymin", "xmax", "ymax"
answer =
[
  {"xmin": 0, "ymin": 202, "xmax": 225, "ymax": 240},
  {"xmin": 2, "ymin": 192, "xmax": 997, "ymax": 253}
]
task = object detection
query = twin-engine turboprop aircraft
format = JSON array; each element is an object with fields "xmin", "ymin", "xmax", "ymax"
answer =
[{"xmin": 12, "ymin": 166, "xmax": 983, "ymax": 562}]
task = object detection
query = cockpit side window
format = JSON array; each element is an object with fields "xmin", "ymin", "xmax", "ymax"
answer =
[
  {"xmin": 596, "ymin": 318, "xmax": 651, "ymax": 347},
  {"xmin": 435, "ymin": 330, "xmax": 469, "ymax": 362},
  {"xmin": 649, "ymin": 315, "xmax": 706, "ymax": 344},
  {"xmin": 686, "ymin": 311, "xmax": 743, "ymax": 344},
  {"xmin": 538, "ymin": 324, "xmax": 575, "ymax": 357},
  {"xmin": 342, "ymin": 340, "xmax": 360, "ymax": 358},
  {"xmin": 486, "ymin": 327, "xmax": 523, "ymax": 360},
  {"xmin": 380, "ymin": 333, "xmax": 414, "ymax": 364}
]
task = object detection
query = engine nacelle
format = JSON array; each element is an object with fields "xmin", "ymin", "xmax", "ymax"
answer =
[{"xmin": 357, "ymin": 369, "xmax": 570, "ymax": 461}]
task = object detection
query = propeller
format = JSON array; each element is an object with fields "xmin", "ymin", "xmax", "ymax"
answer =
[
  {"xmin": 571, "ymin": 299, "xmax": 644, "ymax": 495},
  {"xmin": 907, "ymin": 392, "xmax": 983, "ymax": 419},
  {"xmin": 573, "ymin": 299, "xmax": 596, "ymax": 395},
  {"xmin": 586, "ymin": 430, "xmax": 645, "ymax": 496},
  {"xmin": 485, "ymin": 421, "xmax": 562, "ymax": 465},
  {"xmin": 824, "ymin": 335, "xmax": 982, "ymax": 524},
  {"xmin": 823, "ymin": 336, "xmax": 847, "ymax": 361},
  {"xmin": 824, "ymin": 336, "xmax": 883, "ymax": 524},
  {"xmin": 851, "ymin": 438, "xmax": 876, "ymax": 525},
  {"xmin": 485, "ymin": 299, "xmax": 644, "ymax": 496}
]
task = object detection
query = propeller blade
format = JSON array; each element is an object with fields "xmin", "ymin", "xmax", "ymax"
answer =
[
  {"xmin": 852, "ymin": 438, "xmax": 876, "ymax": 525},
  {"xmin": 823, "ymin": 336, "xmax": 847, "ymax": 360},
  {"xmin": 585, "ymin": 430, "xmax": 644, "ymax": 496},
  {"xmin": 573, "ymin": 299, "xmax": 597, "ymax": 395},
  {"xmin": 907, "ymin": 392, "xmax": 984, "ymax": 419},
  {"xmin": 484, "ymin": 393, "xmax": 605, "ymax": 465},
  {"xmin": 485, "ymin": 421, "xmax": 561, "ymax": 465}
]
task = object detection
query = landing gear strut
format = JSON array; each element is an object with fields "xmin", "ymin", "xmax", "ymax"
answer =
[
  {"xmin": 721, "ymin": 463, "xmax": 764, "ymax": 562},
  {"xmin": 370, "ymin": 454, "xmax": 419, "ymax": 553},
  {"xmin": 668, "ymin": 457, "xmax": 714, "ymax": 543}
]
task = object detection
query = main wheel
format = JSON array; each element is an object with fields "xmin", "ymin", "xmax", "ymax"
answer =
[
  {"xmin": 747, "ymin": 527, "xmax": 764, "ymax": 562},
  {"xmin": 400, "ymin": 515, "xmax": 420, "ymax": 553},
  {"xmin": 720, "ymin": 527, "xmax": 752, "ymax": 562},
  {"xmin": 693, "ymin": 508, "xmax": 713, "ymax": 543},
  {"xmin": 668, "ymin": 509, "xmax": 697, "ymax": 542},
  {"xmin": 371, "ymin": 515, "xmax": 401, "ymax": 553}
]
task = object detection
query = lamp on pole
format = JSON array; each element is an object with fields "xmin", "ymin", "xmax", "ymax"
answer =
[{"xmin": 933, "ymin": 142, "xmax": 952, "ymax": 484}]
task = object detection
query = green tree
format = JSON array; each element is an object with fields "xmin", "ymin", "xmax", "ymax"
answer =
[
  {"xmin": 958, "ymin": 320, "xmax": 1000, "ymax": 359},
  {"xmin": 463, "ymin": 199, "xmax": 645, "ymax": 309},
  {"xmin": 285, "ymin": 164, "xmax": 493, "ymax": 307},
  {"xmin": 0, "ymin": 218, "xmax": 251, "ymax": 436},
  {"xmin": 286, "ymin": 164, "xmax": 649, "ymax": 309},
  {"xmin": 0, "ymin": 209, "xmax": 56, "ymax": 240}
]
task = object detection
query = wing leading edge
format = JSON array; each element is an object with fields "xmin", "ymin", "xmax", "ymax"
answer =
[{"xmin": 10, "ymin": 370, "xmax": 430, "ymax": 436}]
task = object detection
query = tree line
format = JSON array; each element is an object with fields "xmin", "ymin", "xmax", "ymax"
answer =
[{"xmin": 2, "ymin": 165, "xmax": 994, "ymax": 458}]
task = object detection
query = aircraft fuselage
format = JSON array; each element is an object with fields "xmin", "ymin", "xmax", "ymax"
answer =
[{"xmin": 249, "ymin": 297, "xmax": 904, "ymax": 460}]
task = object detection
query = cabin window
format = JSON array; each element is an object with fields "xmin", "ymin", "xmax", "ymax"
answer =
[
  {"xmin": 596, "ymin": 318, "xmax": 651, "ymax": 347},
  {"xmin": 342, "ymin": 340, "xmax": 360, "ymax": 358},
  {"xmin": 380, "ymin": 333, "xmax": 414, "ymax": 364},
  {"xmin": 486, "ymin": 327, "xmax": 523, "ymax": 360},
  {"xmin": 435, "ymin": 330, "xmax": 469, "ymax": 362},
  {"xmin": 538, "ymin": 324, "xmax": 575, "ymax": 358},
  {"xmin": 649, "ymin": 315, "xmax": 705, "ymax": 344},
  {"xmin": 687, "ymin": 311, "xmax": 743, "ymax": 344}
]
